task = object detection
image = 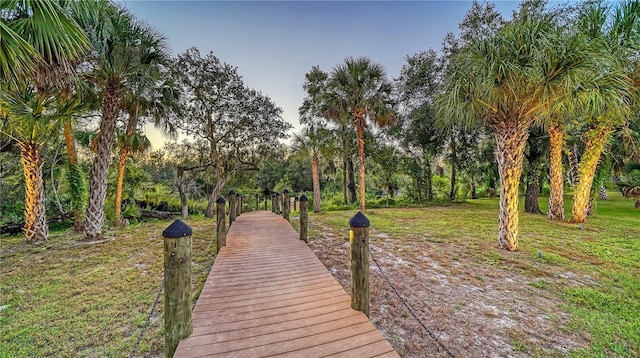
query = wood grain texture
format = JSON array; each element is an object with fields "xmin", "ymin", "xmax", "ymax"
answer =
[{"xmin": 174, "ymin": 211, "xmax": 398, "ymax": 358}]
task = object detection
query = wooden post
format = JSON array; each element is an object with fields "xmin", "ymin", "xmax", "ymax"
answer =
[
  {"xmin": 274, "ymin": 193, "xmax": 281, "ymax": 214},
  {"xmin": 255, "ymin": 194, "xmax": 259, "ymax": 211},
  {"xmin": 236, "ymin": 194, "xmax": 242, "ymax": 216},
  {"xmin": 264, "ymin": 196, "xmax": 267, "ymax": 210},
  {"xmin": 294, "ymin": 196, "xmax": 298, "ymax": 211},
  {"xmin": 162, "ymin": 219, "xmax": 193, "ymax": 357},
  {"xmin": 271, "ymin": 194, "xmax": 275, "ymax": 213},
  {"xmin": 216, "ymin": 197, "xmax": 226, "ymax": 253},
  {"xmin": 228, "ymin": 190, "xmax": 237, "ymax": 225},
  {"xmin": 299, "ymin": 195, "xmax": 308, "ymax": 243},
  {"xmin": 349, "ymin": 211, "xmax": 370, "ymax": 317},
  {"xmin": 283, "ymin": 189, "xmax": 290, "ymax": 221}
]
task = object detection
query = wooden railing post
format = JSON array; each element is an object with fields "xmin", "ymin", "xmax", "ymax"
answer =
[
  {"xmin": 236, "ymin": 194, "xmax": 242, "ymax": 216},
  {"xmin": 263, "ymin": 196, "xmax": 267, "ymax": 210},
  {"xmin": 274, "ymin": 192, "xmax": 281, "ymax": 214},
  {"xmin": 216, "ymin": 197, "xmax": 226, "ymax": 252},
  {"xmin": 283, "ymin": 189, "xmax": 290, "ymax": 221},
  {"xmin": 349, "ymin": 211, "xmax": 370, "ymax": 317},
  {"xmin": 293, "ymin": 196, "xmax": 298, "ymax": 211},
  {"xmin": 228, "ymin": 190, "xmax": 237, "ymax": 225},
  {"xmin": 299, "ymin": 194, "xmax": 308, "ymax": 243},
  {"xmin": 162, "ymin": 219, "xmax": 193, "ymax": 357},
  {"xmin": 255, "ymin": 194, "xmax": 259, "ymax": 211},
  {"xmin": 271, "ymin": 194, "xmax": 275, "ymax": 213}
]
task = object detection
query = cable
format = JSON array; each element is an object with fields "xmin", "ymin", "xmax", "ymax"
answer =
[{"xmin": 366, "ymin": 243, "xmax": 456, "ymax": 358}]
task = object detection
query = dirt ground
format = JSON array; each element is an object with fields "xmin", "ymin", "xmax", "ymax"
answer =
[{"xmin": 307, "ymin": 223, "xmax": 590, "ymax": 357}]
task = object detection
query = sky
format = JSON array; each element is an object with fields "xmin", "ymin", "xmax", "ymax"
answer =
[{"xmin": 122, "ymin": 0, "xmax": 524, "ymax": 149}]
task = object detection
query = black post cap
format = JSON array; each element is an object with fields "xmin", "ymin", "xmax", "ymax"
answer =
[
  {"xmin": 275, "ymin": 192, "xmax": 280, "ymax": 197},
  {"xmin": 283, "ymin": 188, "xmax": 289, "ymax": 194},
  {"xmin": 299, "ymin": 194, "xmax": 308, "ymax": 202},
  {"xmin": 349, "ymin": 211, "xmax": 370, "ymax": 227},
  {"xmin": 162, "ymin": 219, "xmax": 193, "ymax": 238},
  {"xmin": 228, "ymin": 190, "xmax": 236, "ymax": 196},
  {"xmin": 216, "ymin": 196, "xmax": 226, "ymax": 204}
]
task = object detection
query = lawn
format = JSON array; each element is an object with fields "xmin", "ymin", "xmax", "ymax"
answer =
[{"xmin": 1, "ymin": 193, "xmax": 638, "ymax": 357}]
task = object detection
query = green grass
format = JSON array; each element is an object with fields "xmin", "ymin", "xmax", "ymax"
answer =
[
  {"xmin": 307, "ymin": 192, "xmax": 640, "ymax": 357},
  {"xmin": 1, "ymin": 193, "xmax": 638, "ymax": 356},
  {"xmin": 0, "ymin": 217, "xmax": 217, "ymax": 357}
]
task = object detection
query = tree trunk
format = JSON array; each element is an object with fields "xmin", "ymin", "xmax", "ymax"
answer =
[
  {"xmin": 114, "ymin": 146, "xmax": 129, "ymax": 226},
  {"xmin": 449, "ymin": 136, "xmax": 457, "ymax": 201},
  {"xmin": 348, "ymin": 157, "xmax": 357, "ymax": 204},
  {"xmin": 85, "ymin": 87, "xmax": 121, "ymax": 241},
  {"xmin": 341, "ymin": 133, "xmax": 348, "ymax": 204},
  {"xmin": 524, "ymin": 142, "xmax": 543, "ymax": 214},
  {"xmin": 176, "ymin": 166, "xmax": 188, "ymax": 219},
  {"xmin": 524, "ymin": 158, "xmax": 543, "ymax": 214},
  {"xmin": 20, "ymin": 142, "xmax": 48, "ymax": 243},
  {"xmin": 598, "ymin": 184, "xmax": 609, "ymax": 200},
  {"xmin": 494, "ymin": 123, "xmax": 529, "ymax": 251},
  {"xmin": 115, "ymin": 111, "xmax": 138, "ymax": 227},
  {"xmin": 568, "ymin": 143, "xmax": 580, "ymax": 187},
  {"xmin": 547, "ymin": 124, "xmax": 565, "ymax": 220},
  {"xmin": 311, "ymin": 154, "xmax": 321, "ymax": 213},
  {"xmin": 63, "ymin": 120, "xmax": 84, "ymax": 231},
  {"xmin": 571, "ymin": 127, "xmax": 610, "ymax": 223},
  {"xmin": 471, "ymin": 179, "xmax": 477, "ymax": 200},
  {"xmin": 424, "ymin": 150, "xmax": 433, "ymax": 202},
  {"xmin": 356, "ymin": 119, "xmax": 367, "ymax": 211}
]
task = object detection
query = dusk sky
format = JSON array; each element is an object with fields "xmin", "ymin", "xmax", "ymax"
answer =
[{"xmin": 122, "ymin": 1, "xmax": 525, "ymax": 148}]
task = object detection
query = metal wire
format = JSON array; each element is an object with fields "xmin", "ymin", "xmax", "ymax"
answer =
[
  {"xmin": 192, "ymin": 234, "xmax": 217, "ymax": 258},
  {"xmin": 366, "ymin": 243, "xmax": 456, "ymax": 358},
  {"xmin": 129, "ymin": 254, "xmax": 173, "ymax": 358}
]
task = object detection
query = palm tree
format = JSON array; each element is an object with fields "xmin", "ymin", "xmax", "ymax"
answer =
[
  {"xmin": 80, "ymin": 4, "xmax": 169, "ymax": 240},
  {"xmin": 291, "ymin": 125, "xmax": 333, "ymax": 213},
  {"xmin": 321, "ymin": 57, "xmax": 396, "ymax": 211},
  {"xmin": 569, "ymin": 1, "xmax": 637, "ymax": 223},
  {"xmin": 437, "ymin": 13, "xmax": 593, "ymax": 251},
  {"xmin": 114, "ymin": 77, "xmax": 176, "ymax": 226},
  {"xmin": 0, "ymin": 0, "xmax": 89, "ymax": 242}
]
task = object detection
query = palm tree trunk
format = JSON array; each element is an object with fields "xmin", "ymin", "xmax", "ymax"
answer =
[
  {"xmin": 494, "ymin": 123, "xmax": 529, "ymax": 251},
  {"xmin": 115, "ymin": 112, "xmax": 138, "ymax": 227},
  {"xmin": 449, "ymin": 137, "xmax": 457, "ymax": 201},
  {"xmin": 63, "ymin": 120, "xmax": 84, "ymax": 231},
  {"xmin": 341, "ymin": 131, "xmax": 348, "ymax": 204},
  {"xmin": 85, "ymin": 87, "xmax": 121, "ymax": 240},
  {"xmin": 570, "ymin": 127, "xmax": 610, "ymax": 223},
  {"xmin": 356, "ymin": 119, "xmax": 366, "ymax": 211},
  {"xmin": 348, "ymin": 157, "xmax": 357, "ymax": 203},
  {"xmin": 114, "ymin": 146, "xmax": 129, "ymax": 226},
  {"xmin": 525, "ymin": 143, "xmax": 543, "ymax": 214},
  {"xmin": 568, "ymin": 143, "xmax": 580, "ymax": 187},
  {"xmin": 524, "ymin": 157, "xmax": 543, "ymax": 214},
  {"xmin": 547, "ymin": 124, "xmax": 565, "ymax": 220},
  {"xmin": 20, "ymin": 142, "xmax": 48, "ymax": 243},
  {"xmin": 312, "ymin": 154, "xmax": 321, "ymax": 213}
]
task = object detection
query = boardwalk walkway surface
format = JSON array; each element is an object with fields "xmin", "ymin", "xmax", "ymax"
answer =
[{"xmin": 174, "ymin": 211, "xmax": 398, "ymax": 357}]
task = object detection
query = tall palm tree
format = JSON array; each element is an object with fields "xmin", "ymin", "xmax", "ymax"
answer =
[
  {"xmin": 0, "ymin": 0, "xmax": 89, "ymax": 242},
  {"xmin": 114, "ymin": 77, "xmax": 176, "ymax": 226},
  {"xmin": 321, "ymin": 57, "xmax": 396, "ymax": 211},
  {"xmin": 80, "ymin": 4, "xmax": 169, "ymax": 240},
  {"xmin": 437, "ymin": 13, "xmax": 592, "ymax": 251},
  {"xmin": 291, "ymin": 125, "xmax": 333, "ymax": 213},
  {"xmin": 569, "ymin": 1, "xmax": 637, "ymax": 223}
]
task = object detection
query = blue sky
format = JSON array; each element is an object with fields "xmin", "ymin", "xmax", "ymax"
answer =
[{"xmin": 123, "ymin": 1, "xmax": 524, "ymax": 148}]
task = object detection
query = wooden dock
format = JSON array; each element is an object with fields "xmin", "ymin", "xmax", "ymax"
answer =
[{"xmin": 174, "ymin": 211, "xmax": 398, "ymax": 357}]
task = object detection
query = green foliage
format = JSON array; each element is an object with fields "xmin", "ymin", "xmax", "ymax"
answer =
[{"xmin": 64, "ymin": 162, "xmax": 86, "ymax": 213}]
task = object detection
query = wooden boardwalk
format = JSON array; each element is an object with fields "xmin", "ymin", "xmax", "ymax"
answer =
[{"xmin": 174, "ymin": 211, "xmax": 398, "ymax": 357}]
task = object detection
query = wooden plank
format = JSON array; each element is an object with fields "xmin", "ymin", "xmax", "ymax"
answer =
[{"xmin": 174, "ymin": 211, "xmax": 398, "ymax": 358}]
